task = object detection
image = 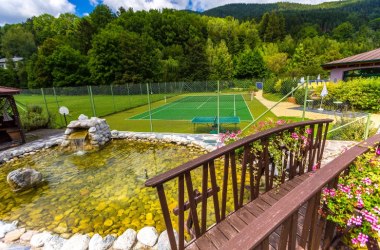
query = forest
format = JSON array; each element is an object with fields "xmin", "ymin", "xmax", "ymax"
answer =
[{"xmin": 0, "ymin": 0, "xmax": 379, "ymax": 89}]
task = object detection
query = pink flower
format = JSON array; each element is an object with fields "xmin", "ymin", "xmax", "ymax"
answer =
[
  {"xmin": 276, "ymin": 120, "xmax": 286, "ymax": 125},
  {"xmin": 371, "ymin": 224, "xmax": 380, "ymax": 232},
  {"xmin": 356, "ymin": 198, "xmax": 364, "ymax": 209},
  {"xmin": 347, "ymin": 216, "xmax": 362, "ymax": 226},
  {"xmin": 361, "ymin": 210, "xmax": 378, "ymax": 224},
  {"xmin": 291, "ymin": 132, "xmax": 299, "ymax": 139},
  {"xmin": 373, "ymin": 206, "xmax": 380, "ymax": 215},
  {"xmin": 376, "ymin": 146, "xmax": 380, "ymax": 156},
  {"xmin": 362, "ymin": 177, "xmax": 372, "ymax": 185},
  {"xmin": 306, "ymin": 128, "xmax": 312, "ymax": 134},
  {"xmin": 357, "ymin": 233, "xmax": 369, "ymax": 247}
]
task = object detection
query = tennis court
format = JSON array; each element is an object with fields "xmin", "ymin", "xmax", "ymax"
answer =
[{"xmin": 129, "ymin": 94, "xmax": 253, "ymax": 121}]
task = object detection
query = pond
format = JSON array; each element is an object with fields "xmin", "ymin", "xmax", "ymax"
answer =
[{"xmin": 0, "ymin": 140, "xmax": 204, "ymax": 237}]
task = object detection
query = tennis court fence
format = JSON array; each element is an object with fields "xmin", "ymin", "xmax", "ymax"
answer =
[{"xmin": 15, "ymin": 79, "xmax": 378, "ymax": 139}]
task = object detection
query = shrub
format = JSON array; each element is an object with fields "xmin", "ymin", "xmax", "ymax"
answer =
[
  {"xmin": 328, "ymin": 116, "xmax": 377, "ymax": 141},
  {"xmin": 263, "ymin": 78, "xmax": 276, "ymax": 93},
  {"xmin": 20, "ymin": 105, "xmax": 49, "ymax": 131},
  {"xmin": 313, "ymin": 78, "xmax": 380, "ymax": 111}
]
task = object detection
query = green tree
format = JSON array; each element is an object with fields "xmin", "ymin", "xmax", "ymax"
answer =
[
  {"xmin": 332, "ymin": 22, "xmax": 354, "ymax": 40},
  {"xmin": 234, "ymin": 48, "xmax": 267, "ymax": 79},
  {"xmin": 206, "ymin": 39, "xmax": 233, "ymax": 80},
  {"xmin": 89, "ymin": 5, "xmax": 115, "ymax": 33},
  {"xmin": 2, "ymin": 25, "xmax": 36, "ymax": 58},
  {"xmin": 47, "ymin": 45, "xmax": 90, "ymax": 87}
]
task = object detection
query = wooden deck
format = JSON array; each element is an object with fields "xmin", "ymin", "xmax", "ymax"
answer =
[{"xmin": 186, "ymin": 174, "xmax": 310, "ymax": 250}]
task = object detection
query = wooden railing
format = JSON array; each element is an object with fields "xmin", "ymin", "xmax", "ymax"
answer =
[
  {"xmin": 220, "ymin": 133, "xmax": 380, "ymax": 250},
  {"xmin": 145, "ymin": 119, "xmax": 332, "ymax": 250}
]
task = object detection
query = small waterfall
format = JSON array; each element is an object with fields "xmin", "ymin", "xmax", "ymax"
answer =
[{"xmin": 68, "ymin": 130, "xmax": 88, "ymax": 153}]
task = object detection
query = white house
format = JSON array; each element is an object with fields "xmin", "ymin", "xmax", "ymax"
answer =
[{"xmin": 0, "ymin": 57, "xmax": 24, "ymax": 69}]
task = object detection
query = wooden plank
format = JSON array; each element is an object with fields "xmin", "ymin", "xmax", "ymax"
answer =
[
  {"xmin": 178, "ymin": 175, "xmax": 185, "ymax": 250},
  {"xmin": 201, "ymin": 164, "xmax": 208, "ymax": 233},
  {"xmin": 260, "ymin": 193, "xmax": 278, "ymax": 206},
  {"xmin": 185, "ymin": 241, "xmax": 200, "ymax": 250},
  {"xmin": 227, "ymin": 214, "xmax": 247, "ymax": 232},
  {"xmin": 185, "ymin": 172, "xmax": 201, "ymax": 238},
  {"xmin": 216, "ymin": 220, "xmax": 239, "ymax": 239},
  {"xmin": 255, "ymin": 198, "xmax": 272, "ymax": 211},
  {"xmin": 194, "ymin": 235, "xmax": 217, "ymax": 250},
  {"xmin": 221, "ymin": 153, "xmax": 230, "ymax": 220},
  {"xmin": 235, "ymin": 207, "xmax": 257, "ymax": 223},
  {"xmin": 203, "ymin": 226, "xmax": 228, "ymax": 248}
]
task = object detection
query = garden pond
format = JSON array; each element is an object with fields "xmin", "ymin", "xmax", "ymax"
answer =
[{"xmin": 0, "ymin": 140, "xmax": 207, "ymax": 237}]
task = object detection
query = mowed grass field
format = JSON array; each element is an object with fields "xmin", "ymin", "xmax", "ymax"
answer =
[
  {"xmin": 15, "ymin": 94, "xmax": 173, "ymax": 127},
  {"xmin": 15, "ymin": 92, "xmax": 279, "ymax": 133}
]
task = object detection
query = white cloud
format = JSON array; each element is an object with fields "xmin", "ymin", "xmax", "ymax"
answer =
[
  {"xmin": 102, "ymin": 0, "xmax": 340, "ymax": 12},
  {"xmin": 0, "ymin": 0, "xmax": 75, "ymax": 25},
  {"xmin": 90, "ymin": 0, "xmax": 99, "ymax": 6}
]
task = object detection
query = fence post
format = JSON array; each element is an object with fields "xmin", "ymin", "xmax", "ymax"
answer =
[
  {"xmin": 110, "ymin": 84, "xmax": 116, "ymax": 113},
  {"xmin": 41, "ymin": 88, "xmax": 51, "ymax": 122},
  {"xmin": 88, "ymin": 85, "xmax": 96, "ymax": 117},
  {"xmin": 147, "ymin": 83, "xmax": 153, "ymax": 132},
  {"xmin": 217, "ymin": 80, "xmax": 220, "ymax": 134},
  {"xmin": 302, "ymin": 76, "xmax": 309, "ymax": 121},
  {"xmin": 364, "ymin": 113, "xmax": 371, "ymax": 139},
  {"xmin": 53, "ymin": 87, "xmax": 64, "ymax": 126}
]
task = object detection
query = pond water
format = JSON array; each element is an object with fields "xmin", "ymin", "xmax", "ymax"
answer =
[{"xmin": 0, "ymin": 140, "xmax": 204, "ymax": 237}]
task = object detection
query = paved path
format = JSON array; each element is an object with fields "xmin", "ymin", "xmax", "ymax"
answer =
[{"xmin": 255, "ymin": 90, "xmax": 380, "ymax": 129}]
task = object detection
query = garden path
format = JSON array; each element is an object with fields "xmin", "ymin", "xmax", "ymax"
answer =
[{"xmin": 255, "ymin": 90, "xmax": 380, "ymax": 129}]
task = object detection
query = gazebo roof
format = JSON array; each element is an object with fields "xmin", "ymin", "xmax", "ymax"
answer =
[
  {"xmin": 0, "ymin": 86, "xmax": 21, "ymax": 95},
  {"xmin": 322, "ymin": 48, "xmax": 380, "ymax": 69}
]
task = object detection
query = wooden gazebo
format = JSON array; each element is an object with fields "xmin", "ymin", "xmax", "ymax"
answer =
[{"xmin": 0, "ymin": 86, "xmax": 25, "ymax": 150}]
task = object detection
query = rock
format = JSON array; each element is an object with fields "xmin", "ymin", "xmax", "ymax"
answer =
[
  {"xmin": 4, "ymin": 228, "xmax": 25, "ymax": 243},
  {"xmin": 89, "ymin": 127, "xmax": 97, "ymax": 133},
  {"xmin": 61, "ymin": 234, "xmax": 90, "ymax": 250},
  {"xmin": 113, "ymin": 229, "xmax": 137, "ymax": 250},
  {"xmin": 5, "ymin": 245, "xmax": 31, "ymax": 250},
  {"xmin": 30, "ymin": 232, "xmax": 52, "ymax": 247},
  {"xmin": 111, "ymin": 130, "xmax": 119, "ymax": 137},
  {"xmin": 64, "ymin": 129, "xmax": 73, "ymax": 135},
  {"xmin": 137, "ymin": 227, "xmax": 158, "ymax": 247},
  {"xmin": 20, "ymin": 230, "xmax": 38, "ymax": 243},
  {"xmin": 89, "ymin": 234, "xmax": 115, "ymax": 250},
  {"xmin": 43, "ymin": 235, "xmax": 66, "ymax": 250},
  {"xmin": 7, "ymin": 168, "xmax": 42, "ymax": 192},
  {"xmin": 0, "ymin": 221, "xmax": 18, "ymax": 238},
  {"xmin": 157, "ymin": 230, "xmax": 179, "ymax": 250},
  {"xmin": 78, "ymin": 114, "xmax": 88, "ymax": 121},
  {"xmin": 133, "ymin": 241, "xmax": 151, "ymax": 250}
]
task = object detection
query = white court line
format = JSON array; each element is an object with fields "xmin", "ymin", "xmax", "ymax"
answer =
[
  {"xmin": 196, "ymin": 97, "xmax": 212, "ymax": 109},
  {"xmin": 242, "ymin": 94, "xmax": 254, "ymax": 120},
  {"xmin": 137, "ymin": 101, "xmax": 181, "ymax": 119}
]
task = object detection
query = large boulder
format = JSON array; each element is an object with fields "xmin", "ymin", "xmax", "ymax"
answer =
[{"xmin": 7, "ymin": 168, "xmax": 42, "ymax": 192}]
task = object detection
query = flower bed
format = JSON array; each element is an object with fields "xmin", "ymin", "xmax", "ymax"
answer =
[{"xmin": 321, "ymin": 146, "xmax": 380, "ymax": 248}]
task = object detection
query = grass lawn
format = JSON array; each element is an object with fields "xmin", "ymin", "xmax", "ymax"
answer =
[
  {"xmin": 262, "ymin": 92, "xmax": 285, "ymax": 102},
  {"xmin": 15, "ymin": 94, "xmax": 175, "ymax": 127},
  {"xmin": 15, "ymin": 91, "xmax": 286, "ymax": 134}
]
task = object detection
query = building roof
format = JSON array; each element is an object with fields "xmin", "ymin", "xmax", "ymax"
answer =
[
  {"xmin": 0, "ymin": 57, "xmax": 24, "ymax": 63},
  {"xmin": 0, "ymin": 86, "xmax": 21, "ymax": 95},
  {"xmin": 322, "ymin": 48, "xmax": 380, "ymax": 68}
]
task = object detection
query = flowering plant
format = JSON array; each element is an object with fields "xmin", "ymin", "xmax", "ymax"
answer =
[
  {"xmin": 321, "ymin": 147, "xmax": 380, "ymax": 248},
  {"xmin": 218, "ymin": 130, "xmax": 242, "ymax": 146}
]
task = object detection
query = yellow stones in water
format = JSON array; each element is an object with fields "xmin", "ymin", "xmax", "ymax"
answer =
[{"xmin": 104, "ymin": 219, "xmax": 113, "ymax": 227}]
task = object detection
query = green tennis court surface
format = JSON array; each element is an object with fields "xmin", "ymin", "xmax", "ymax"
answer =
[{"xmin": 129, "ymin": 95, "xmax": 253, "ymax": 121}]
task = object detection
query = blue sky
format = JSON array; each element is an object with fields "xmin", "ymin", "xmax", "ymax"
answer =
[{"xmin": 0, "ymin": 0, "xmax": 340, "ymax": 25}]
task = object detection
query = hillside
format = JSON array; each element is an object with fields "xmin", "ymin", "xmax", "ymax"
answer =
[{"xmin": 203, "ymin": 0, "xmax": 380, "ymax": 32}]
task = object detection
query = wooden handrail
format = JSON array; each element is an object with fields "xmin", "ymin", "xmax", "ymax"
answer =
[
  {"xmin": 145, "ymin": 119, "xmax": 332, "ymax": 187},
  {"xmin": 221, "ymin": 134, "xmax": 380, "ymax": 250},
  {"xmin": 145, "ymin": 119, "xmax": 333, "ymax": 250}
]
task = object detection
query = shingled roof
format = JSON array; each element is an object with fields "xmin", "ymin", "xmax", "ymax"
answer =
[
  {"xmin": 323, "ymin": 48, "xmax": 380, "ymax": 69},
  {"xmin": 0, "ymin": 86, "xmax": 20, "ymax": 95}
]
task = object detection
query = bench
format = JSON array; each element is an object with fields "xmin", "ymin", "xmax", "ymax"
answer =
[
  {"xmin": 191, "ymin": 116, "xmax": 240, "ymax": 132},
  {"xmin": 145, "ymin": 119, "xmax": 332, "ymax": 250}
]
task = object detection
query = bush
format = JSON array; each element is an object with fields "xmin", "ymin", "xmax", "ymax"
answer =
[
  {"xmin": 263, "ymin": 78, "xmax": 276, "ymax": 93},
  {"xmin": 20, "ymin": 105, "xmax": 49, "ymax": 131},
  {"xmin": 328, "ymin": 116, "xmax": 378, "ymax": 141},
  {"xmin": 313, "ymin": 78, "xmax": 380, "ymax": 111}
]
